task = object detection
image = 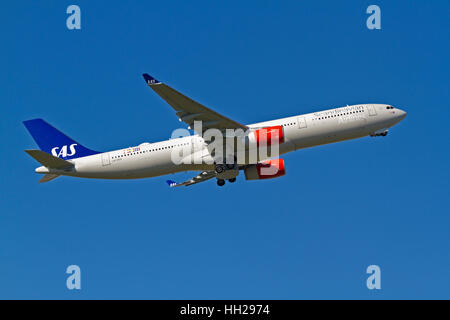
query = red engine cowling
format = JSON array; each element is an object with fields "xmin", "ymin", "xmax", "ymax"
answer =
[
  {"xmin": 250, "ymin": 125, "xmax": 285, "ymax": 147},
  {"xmin": 244, "ymin": 159, "xmax": 286, "ymax": 180}
]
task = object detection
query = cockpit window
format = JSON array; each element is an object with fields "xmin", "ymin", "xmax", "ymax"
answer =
[{"xmin": 386, "ymin": 106, "xmax": 394, "ymax": 109}]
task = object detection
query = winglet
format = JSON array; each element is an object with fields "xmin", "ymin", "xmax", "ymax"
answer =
[
  {"xmin": 142, "ymin": 73, "xmax": 161, "ymax": 85},
  {"xmin": 166, "ymin": 180, "xmax": 178, "ymax": 187}
]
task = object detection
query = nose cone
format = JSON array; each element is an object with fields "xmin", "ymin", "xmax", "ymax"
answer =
[{"xmin": 397, "ymin": 108, "xmax": 407, "ymax": 121}]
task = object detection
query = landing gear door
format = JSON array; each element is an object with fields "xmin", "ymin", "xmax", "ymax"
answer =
[
  {"xmin": 368, "ymin": 105, "xmax": 377, "ymax": 116},
  {"xmin": 101, "ymin": 152, "xmax": 110, "ymax": 166}
]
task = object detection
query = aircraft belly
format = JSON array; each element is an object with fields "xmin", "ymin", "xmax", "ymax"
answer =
[{"xmin": 71, "ymin": 152, "xmax": 181, "ymax": 179}]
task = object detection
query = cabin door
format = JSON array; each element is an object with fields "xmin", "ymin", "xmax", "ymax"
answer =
[
  {"xmin": 101, "ymin": 153, "xmax": 110, "ymax": 166},
  {"xmin": 297, "ymin": 117, "xmax": 307, "ymax": 129}
]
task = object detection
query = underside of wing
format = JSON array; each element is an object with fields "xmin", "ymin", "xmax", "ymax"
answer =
[
  {"xmin": 142, "ymin": 74, "xmax": 248, "ymax": 134},
  {"xmin": 166, "ymin": 171, "xmax": 216, "ymax": 187}
]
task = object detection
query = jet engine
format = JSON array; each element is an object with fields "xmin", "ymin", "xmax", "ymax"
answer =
[
  {"xmin": 247, "ymin": 126, "xmax": 284, "ymax": 147},
  {"xmin": 244, "ymin": 159, "xmax": 286, "ymax": 180}
]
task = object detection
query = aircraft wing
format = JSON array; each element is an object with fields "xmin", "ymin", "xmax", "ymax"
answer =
[
  {"xmin": 143, "ymin": 74, "xmax": 248, "ymax": 134},
  {"xmin": 166, "ymin": 171, "xmax": 216, "ymax": 187}
]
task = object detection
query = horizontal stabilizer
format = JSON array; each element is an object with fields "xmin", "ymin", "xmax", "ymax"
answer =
[
  {"xmin": 39, "ymin": 174, "xmax": 60, "ymax": 183},
  {"xmin": 25, "ymin": 149, "xmax": 74, "ymax": 169}
]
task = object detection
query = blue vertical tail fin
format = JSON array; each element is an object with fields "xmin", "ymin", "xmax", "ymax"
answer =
[{"xmin": 23, "ymin": 119, "xmax": 100, "ymax": 160}]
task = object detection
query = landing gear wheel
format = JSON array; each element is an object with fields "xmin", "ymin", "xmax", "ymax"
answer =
[
  {"xmin": 215, "ymin": 165, "xmax": 224, "ymax": 174},
  {"xmin": 217, "ymin": 179, "xmax": 225, "ymax": 187},
  {"xmin": 228, "ymin": 178, "xmax": 236, "ymax": 183}
]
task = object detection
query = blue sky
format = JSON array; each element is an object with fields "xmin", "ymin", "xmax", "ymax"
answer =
[{"xmin": 1, "ymin": 1, "xmax": 449, "ymax": 299}]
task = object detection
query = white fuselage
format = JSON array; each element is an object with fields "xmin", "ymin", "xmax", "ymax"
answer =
[{"xmin": 37, "ymin": 104, "xmax": 406, "ymax": 179}]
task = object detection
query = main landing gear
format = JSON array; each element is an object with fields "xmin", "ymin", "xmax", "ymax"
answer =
[
  {"xmin": 216, "ymin": 177, "xmax": 237, "ymax": 187},
  {"xmin": 215, "ymin": 164, "xmax": 235, "ymax": 174},
  {"xmin": 215, "ymin": 162, "xmax": 239, "ymax": 187}
]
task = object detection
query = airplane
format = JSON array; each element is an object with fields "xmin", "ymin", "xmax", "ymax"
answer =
[{"xmin": 23, "ymin": 73, "xmax": 406, "ymax": 187}]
